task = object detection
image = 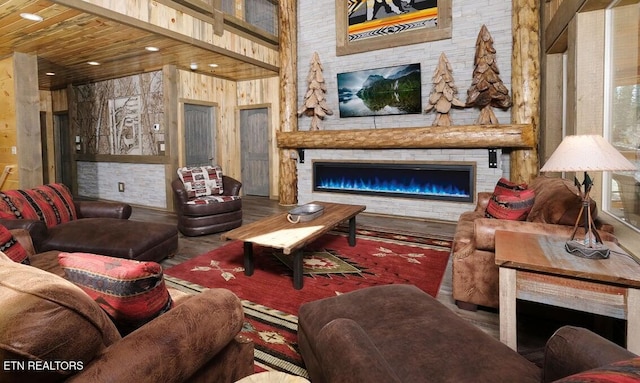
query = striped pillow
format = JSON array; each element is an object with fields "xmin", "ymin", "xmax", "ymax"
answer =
[
  {"xmin": 0, "ymin": 183, "xmax": 77, "ymax": 227},
  {"xmin": 554, "ymin": 357, "xmax": 640, "ymax": 382},
  {"xmin": 58, "ymin": 252, "xmax": 172, "ymax": 335},
  {"xmin": 0, "ymin": 225, "xmax": 29, "ymax": 264},
  {"xmin": 485, "ymin": 178, "xmax": 535, "ymax": 221}
]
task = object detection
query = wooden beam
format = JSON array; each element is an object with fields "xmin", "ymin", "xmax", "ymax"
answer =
[
  {"xmin": 545, "ymin": 0, "xmax": 586, "ymax": 52},
  {"xmin": 14, "ymin": 52, "xmax": 42, "ymax": 188},
  {"xmin": 511, "ymin": 0, "xmax": 541, "ymax": 184},
  {"xmin": 278, "ymin": 0, "xmax": 297, "ymax": 205},
  {"xmin": 276, "ymin": 125, "xmax": 534, "ymax": 150}
]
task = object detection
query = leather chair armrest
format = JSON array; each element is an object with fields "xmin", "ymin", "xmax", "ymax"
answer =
[
  {"xmin": 542, "ymin": 326, "xmax": 636, "ymax": 383},
  {"xmin": 314, "ymin": 318, "xmax": 402, "ymax": 383},
  {"xmin": 0, "ymin": 219, "xmax": 47, "ymax": 249},
  {"xmin": 475, "ymin": 192, "xmax": 492, "ymax": 212},
  {"xmin": 8, "ymin": 228, "xmax": 37, "ymax": 257},
  {"xmin": 222, "ymin": 175, "xmax": 242, "ymax": 196},
  {"xmin": 74, "ymin": 201, "xmax": 132, "ymax": 219},
  {"xmin": 171, "ymin": 179, "xmax": 189, "ymax": 205},
  {"xmin": 68, "ymin": 288, "xmax": 247, "ymax": 383},
  {"xmin": 473, "ymin": 218, "xmax": 617, "ymax": 252}
]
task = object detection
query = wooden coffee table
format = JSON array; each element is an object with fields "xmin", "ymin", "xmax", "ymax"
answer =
[
  {"xmin": 495, "ymin": 230, "xmax": 640, "ymax": 353},
  {"xmin": 221, "ymin": 201, "xmax": 366, "ymax": 289}
]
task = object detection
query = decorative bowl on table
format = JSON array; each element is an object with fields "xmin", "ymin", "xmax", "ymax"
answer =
[{"xmin": 287, "ymin": 203, "xmax": 324, "ymax": 223}]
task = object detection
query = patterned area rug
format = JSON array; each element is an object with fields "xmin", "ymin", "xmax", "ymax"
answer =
[{"xmin": 164, "ymin": 229, "xmax": 451, "ymax": 378}]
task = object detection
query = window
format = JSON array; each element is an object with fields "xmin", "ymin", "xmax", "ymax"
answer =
[{"xmin": 605, "ymin": 2, "xmax": 640, "ymax": 230}]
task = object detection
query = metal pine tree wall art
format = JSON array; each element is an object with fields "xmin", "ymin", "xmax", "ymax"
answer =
[
  {"xmin": 298, "ymin": 52, "xmax": 333, "ymax": 131},
  {"xmin": 424, "ymin": 52, "xmax": 465, "ymax": 126},
  {"xmin": 466, "ymin": 24, "xmax": 512, "ymax": 124}
]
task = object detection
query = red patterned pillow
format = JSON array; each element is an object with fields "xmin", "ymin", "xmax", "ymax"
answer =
[
  {"xmin": 0, "ymin": 183, "xmax": 77, "ymax": 227},
  {"xmin": 177, "ymin": 166, "xmax": 224, "ymax": 198},
  {"xmin": 0, "ymin": 225, "xmax": 29, "ymax": 264},
  {"xmin": 58, "ymin": 253, "xmax": 172, "ymax": 334},
  {"xmin": 485, "ymin": 178, "xmax": 536, "ymax": 221},
  {"xmin": 554, "ymin": 357, "xmax": 640, "ymax": 382}
]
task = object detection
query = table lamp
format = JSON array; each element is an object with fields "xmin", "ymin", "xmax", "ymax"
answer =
[{"xmin": 540, "ymin": 134, "xmax": 636, "ymax": 259}]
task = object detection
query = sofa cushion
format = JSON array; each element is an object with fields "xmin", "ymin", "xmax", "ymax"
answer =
[
  {"xmin": 485, "ymin": 178, "xmax": 536, "ymax": 221},
  {"xmin": 527, "ymin": 176, "xmax": 596, "ymax": 225},
  {"xmin": 0, "ymin": 183, "xmax": 77, "ymax": 227},
  {"xmin": 0, "ymin": 225, "xmax": 29, "ymax": 264},
  {"xmin": 0, "ymin": 258, "xmax": 121, "ymax": 383},
  {"xmin": 177, "ymin": 166, "xmax": 224, "ymax": 198},
  {"xmin": 58, "ymin": 252, "xmax": 173, "ymax": 335},
  {"xmin": 554, "ymin": 356, "xmax": 640, "ymax": 382},
  {"xmin": 186, "ymin": 195, "xmax": 241, "ymax": 205}
]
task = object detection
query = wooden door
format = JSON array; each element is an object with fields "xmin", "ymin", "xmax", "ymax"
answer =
[
  {"xmin": 240, "ymin": 108, "xmax": 269, "ymax": 196},
  {"xmin": 184, "ymin": 104, "xmax": 216, "ymax": 166},
  {"xmin": 53, "ymin": 113, "xmax": 72, "ymax": 189}
]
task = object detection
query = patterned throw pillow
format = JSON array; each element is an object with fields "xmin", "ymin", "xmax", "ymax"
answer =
[
  {"xmin": 485, "ymin": 178, "xmax": 536, "ymax": 221},
  {"xmin": 177, "ymin": 166, "xmax": 224, "ymax": 198},
  {"xmin": 0, "ymin": 183, "xmax": 77, "ymax": 227},
  {"xmin": 0, "ymin": 225, "xmax": 29, "ymax": 264},
  {"xmin": 58, "ymin": 252, "xmax": 173, "ymax": 335},
  {"xmin": 554, "ymin": 357, "xmax": 640, "ymax": 382}
]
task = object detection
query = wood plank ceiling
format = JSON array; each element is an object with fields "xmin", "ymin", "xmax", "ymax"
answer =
[{"xmin": 0, "ymin": 0, "xmax": 279, "ymax": 90}]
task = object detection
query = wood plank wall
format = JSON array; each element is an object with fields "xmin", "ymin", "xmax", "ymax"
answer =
[{"xmin": 0, "ymin": 56, "xmax": 18, "ymax": 190}]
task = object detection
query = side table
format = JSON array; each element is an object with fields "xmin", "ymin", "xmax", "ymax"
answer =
[{"xmin": 495, "ymin": 230, "xmax": 640, "ymax": 354}]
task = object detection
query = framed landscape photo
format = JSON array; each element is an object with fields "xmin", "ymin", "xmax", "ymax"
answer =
[
  {"xmin": 337, "ymin": 63, "xmax": 422, "ymax": 118},
  {"xmin": 336, "ymin": 0, "xmax": 452, "ymax": 56}
]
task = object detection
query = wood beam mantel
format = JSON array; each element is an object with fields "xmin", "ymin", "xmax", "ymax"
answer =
[{"xmin": 277, "ymin": 124, "xmax": 534, "ymax": 150}]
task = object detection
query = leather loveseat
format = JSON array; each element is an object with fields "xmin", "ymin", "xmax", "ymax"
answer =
[
  {"xmin": 451, "ymin": 176, "xmax": 616, "ymax": 310},
  {"xmin": 0, "ymin": 230, "xmax": 254, "ymax": 383},
  {"xmin": 297, "ymin": 284, "xmax": 637, "ymax": 383},
  {"xmin": 0, "ymin": 183, "xmax": 178, "ymax": 262}
]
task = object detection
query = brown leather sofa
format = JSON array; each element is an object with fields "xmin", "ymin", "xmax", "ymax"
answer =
[
  {"xmin": 0, "ymin": 184, "xmax": 178, "ymax": 262},
  {"xmin": 451, "ymin": 176, "xmax": 616, "ymax": 310},
  {"xmin": 171, "ymin": 176, "xmax": 242, "ymax": 236},
  {"xmin": 297, "ymin": 284, "xmax": 637, "ymax": 383},
  {"xmin": 0, "ymin": 230, "xmax": 254, "ymax": 383}
]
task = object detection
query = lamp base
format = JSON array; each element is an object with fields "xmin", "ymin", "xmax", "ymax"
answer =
[{"xmin": 565, "ymin": 240, "xmax": 610, "ymax": 259}]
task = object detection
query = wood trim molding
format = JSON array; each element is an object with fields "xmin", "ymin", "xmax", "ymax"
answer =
[{"xmin": 276, "ymin": 125, "xmax": 535, "ymax": 150}]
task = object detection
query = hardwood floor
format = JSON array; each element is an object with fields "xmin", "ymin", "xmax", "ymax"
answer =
[{"xmin": 131, "ymin": 196, "xmax": 603, "ymax": 367}]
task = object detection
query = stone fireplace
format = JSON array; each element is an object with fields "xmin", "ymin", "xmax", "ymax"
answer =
[{"xmin": 297, "ymin": 148, "xmax": 505, "ymax": 221}]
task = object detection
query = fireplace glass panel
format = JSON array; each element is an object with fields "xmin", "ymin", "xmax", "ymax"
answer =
[{"xmin": 313, "ymin": 162, "xmax": 474, "ymax": 202}]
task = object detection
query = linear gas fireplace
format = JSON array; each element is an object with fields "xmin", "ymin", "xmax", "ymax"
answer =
[{"xmin": 313, "ymin": 161, "xmax": 475, "ymax": 203}]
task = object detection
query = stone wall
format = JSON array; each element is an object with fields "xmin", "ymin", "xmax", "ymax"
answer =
[
  {"xmin": 296, "ymin": 0, "xmax": 513, "ymax": 220},
  {"xmin": 77, "ymin": 162, "xmax": 167, "ymax": 209}
]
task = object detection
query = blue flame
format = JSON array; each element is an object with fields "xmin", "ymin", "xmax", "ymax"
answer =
[{"xmin": 316, "ymin": 177, "xmax": 470, "ymax": 198}]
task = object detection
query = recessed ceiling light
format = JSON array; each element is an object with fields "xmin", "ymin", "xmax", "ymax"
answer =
[
  {"xmin": 208, "ymin": 64, "xmax": 219, "ymax": 68},
  {"xmin": 87, "ymin": 61, "xmax": 100, "ymax": 66},
  {"xmin": 45, "ymin": 72, "xmax": 55, "ymax": 76},
  {"xmin": 145, "ymin": 46, "xmax": 160, "ymax": 52},
  {"xmin": 189, "ymin": 63, "xmax": 198, "ymax": 70},
  {"xmin": 20, "ymin": 13, "xmax": 43, "ymax": 22}
]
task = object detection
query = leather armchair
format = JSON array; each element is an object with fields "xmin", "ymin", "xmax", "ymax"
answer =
[
  {"xmin": 171, "ymin": 176, "xmax": 243, "ymax": 236},
  {"xmin": 1, "ymin": 231, "xmax": 254, "ymax": 383},
  {"xmin": 451, "ymin": 176, "xmax": 616, "ymax": 310}
]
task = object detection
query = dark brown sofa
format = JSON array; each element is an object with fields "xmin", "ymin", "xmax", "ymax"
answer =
[
  {"xmin": 0, "ymin": 184, "xmax": 178, "ymax": 262},
  {"xmin": 451, "ymin": 176, "xmax": 616, "ymax": 310},
  {"xmin": 0, "ymin": 230, "xmax": 254, "ymax": 383},
  {"xmin": 298, "ymin": 284, "xmax": 637, "ymax": 383}
]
